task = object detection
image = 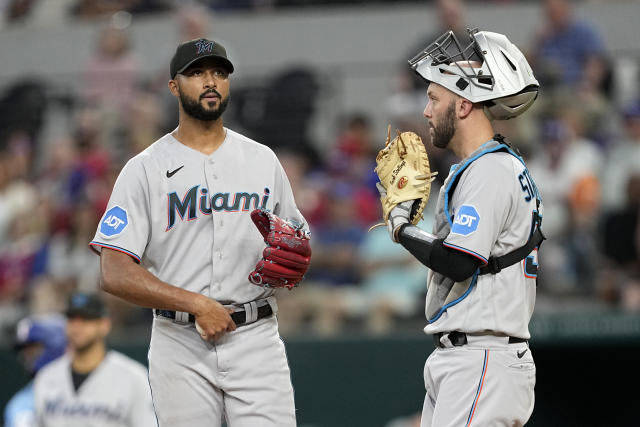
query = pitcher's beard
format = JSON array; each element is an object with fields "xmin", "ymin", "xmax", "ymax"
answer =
[{"xmin": 180, "ymin": 91, "xmax": 230, "ymax": 122}]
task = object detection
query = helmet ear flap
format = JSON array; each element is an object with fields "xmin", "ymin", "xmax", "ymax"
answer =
[{"xmin": 484, "ymin": 85, "xmax": 539, "ymax": 120}]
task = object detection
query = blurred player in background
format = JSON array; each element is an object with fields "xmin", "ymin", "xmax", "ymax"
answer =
[
  {"xmin": 33, "ymin": 292, "xmax": 157, "ymax": 427},
  {"xmin": 4, "ymin": 314, "xmax": 67, "ymax": 427}
]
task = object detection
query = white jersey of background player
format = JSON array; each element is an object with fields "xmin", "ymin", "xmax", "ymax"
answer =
[
  {"xmin": 89, "ymin": 39, "xmax": 305, "ymax": 426},
  {"xmin": 33, "ymin": 292, "xmax": 156, "ymax": 427},
  {"xmin": 383, "ymin": 30, "xmax": 544, "ymax": 426},
  {"xmin": 34, "ymin": 353, "xmax": 155, "ymax": 427}
]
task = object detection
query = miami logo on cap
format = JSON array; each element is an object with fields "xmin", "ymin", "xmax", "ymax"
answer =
[{"xmin": 195, "ymin": 39, "xmax": 214, "ymax": 54}]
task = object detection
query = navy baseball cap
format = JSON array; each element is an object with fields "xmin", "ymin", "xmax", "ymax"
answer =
[
  {"xmin": 623, "ymin": 100, "xmax": 640, "ymax": 119},
  {"xmin": 14, "ymin": 314, "xmax": 67, "ymax": 373},
  {"xmin": 540, "ymin": 119, "xmax": 570, "ymax": 142},
  {"xmin": 65, "ymin": 292, "xmax": 108, "ymax": 319},
  {"xmin": 170, "ymin": 38, "xmax": 234, "ymax": 79}
]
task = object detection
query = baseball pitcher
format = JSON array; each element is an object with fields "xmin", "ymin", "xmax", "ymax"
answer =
[
  {"xmin": 374, "ymin": 29, "xmax": 544, "ymax": 426},
  {"xmin": 89, "ymin": 39, "xmax": 311, "ymax": 427}
]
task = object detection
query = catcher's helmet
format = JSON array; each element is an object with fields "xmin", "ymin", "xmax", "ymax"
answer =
[
  {"xmin": 15, "ymin": 314, "xmax": 67, "ymax": 373},
  {"xmin": 409, "ymin": 28, "xmax": 539, "ymax": 120}
]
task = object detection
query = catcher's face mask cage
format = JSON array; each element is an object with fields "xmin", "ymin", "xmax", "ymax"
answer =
[{"xmin": 409, "ymin": 28, "xmax": 539, "ymax": 120}]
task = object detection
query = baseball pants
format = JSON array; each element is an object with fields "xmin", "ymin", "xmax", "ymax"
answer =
[
  {"xmin": 421, "ymin": 335, "xmax": 535, "ymax": 427},
  {"xmin": 148, "ymin": 313, "xmax": 296, "ymax": 427}
]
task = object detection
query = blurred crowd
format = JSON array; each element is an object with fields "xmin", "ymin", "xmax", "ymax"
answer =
[
  {"xmin": 0, "ymin": 0, "xmax": 572, "ymax": 28},
  {"xmin": 0, "ymin": 0, "xmax": 639, "ymax": 345}
]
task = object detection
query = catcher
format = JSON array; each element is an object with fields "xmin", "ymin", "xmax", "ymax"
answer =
[{"xmin": 375, "ymin": 28, "xmax": 544, "ymax": 426}]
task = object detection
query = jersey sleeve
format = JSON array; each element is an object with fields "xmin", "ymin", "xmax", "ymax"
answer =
[
  {"xmin": 443, "ymin": 155, "xmax": 514, "ymax": 264},
  {"xmin": 272, "ymin": 155, "xmax": 309, "ymax": 234},
  {"xmin": 89, "ymin": 157, "xmax": 150, "ymax": 262}
]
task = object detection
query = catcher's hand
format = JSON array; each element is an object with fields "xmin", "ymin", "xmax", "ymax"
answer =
[
  {"xmin": 248, "ymin": 209, "xmax": 311, "ymax": 289},
  {"xmin": 371, "ymin": 125, "xmax": 437, "ymax": 242}
]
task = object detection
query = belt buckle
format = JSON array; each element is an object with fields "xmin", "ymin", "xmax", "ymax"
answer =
[
  {"xmin": 433, "ymin": 332, "xmax": 468, "ymax": 348},
  {"xmin": 227, "ymin": 297, "xmax": 277, "ymax": 327},
  {"xmin": 173, "ymin": 311, "xmax": 190, "ymax": 324},
  {"xmin": 242, "ymin": 301, "xmax": 259, "ymax": 325},
  {"xmin": 448, "ymin": 331, "xmax": 468, "ymax": 346}
]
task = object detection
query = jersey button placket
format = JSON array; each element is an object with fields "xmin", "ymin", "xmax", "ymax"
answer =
[
  {"xmin": 204, "ymin": 158, "xmax": 218, "ymax": 296},
  {"xmin": 209, "ymin": 159, "xmax": 216, "ymax": 180}
]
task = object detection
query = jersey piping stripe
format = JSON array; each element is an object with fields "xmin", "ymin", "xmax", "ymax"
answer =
[
  {"xmin": 428, "ymin": 271, "xmax": 479, "ymax": 323},
  {"xmin": 443, "ymin": 143, "xmax": 524, "ymax": 228},
  {"xmin": 442, "ymin": 241, "xmax": 488, "ymax": 265},
  {"xmin": 89, "ymin": 241, "xmax": 141, "ymax": 263},
  {"xmin": 466, "ymin": 349, "xmax": 489, "ymax": 427}
]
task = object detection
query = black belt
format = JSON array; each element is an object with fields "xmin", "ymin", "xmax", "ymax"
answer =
[
  {"xmin": 155, "ymin": 304, "xmax": 273, "ymax": 327},
  {"xmin": 433, "ymin": 331, "xmax": 527, "ymax": 348}
]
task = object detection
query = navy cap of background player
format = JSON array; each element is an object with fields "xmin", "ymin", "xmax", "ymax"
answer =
[
  {"xmin": 170, "ymin": 38, "xmax": 234, "ymax": 79},
  {"xmin": 540, "ymin": 119, "xmax": 570, "ymax": 143},
  {"xmin": 622, "ymin": 100, "xmax": 640, "ymax": 119},
  {"xmin": 65, "ymin": 292, "xmax": 108, "ymax": 319}
]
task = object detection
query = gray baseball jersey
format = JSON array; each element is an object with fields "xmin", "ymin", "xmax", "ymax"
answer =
[
  {"xmin": 33, "ymin": 352, "xmax": 156, "ymax": 427},
  {"xmin": 424, "ymin": 139, "xmax": 542, "ymax": 338},
  {"xmin": 419, "ymin": 138, "xmax": 541, "ymax": 427},
  {"xmin": 89, "ymin": 129, "xmax": 306, "ymax": 304},
  {"xmin": 89, "ymin": 128, "xmax": 305, "ymax": 426}
]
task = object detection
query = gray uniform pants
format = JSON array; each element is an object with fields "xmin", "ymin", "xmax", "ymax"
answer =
[
  {"xmin": 148, "ymin": 315, "xmax": 296, "ymax": 427},
  {"xmin": 421, "ymin": 335, "xmax": 535, "ymax": 427}
]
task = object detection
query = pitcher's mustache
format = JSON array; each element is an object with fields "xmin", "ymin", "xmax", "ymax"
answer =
[{"xmin": 200, "ymin": 89, "xmax": 221, "ymax": 99}]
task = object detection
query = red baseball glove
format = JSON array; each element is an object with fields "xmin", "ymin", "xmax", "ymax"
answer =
[{"xmin": 248, "ymin": 209, "xmax": 311, "ymax": 289}]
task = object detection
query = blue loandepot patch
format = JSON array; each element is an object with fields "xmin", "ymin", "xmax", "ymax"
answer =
[
  {"xmin": 100, "ymin": 206, "xmax": 128, "ymax": 237},
  {"xmin": 451, "ymin": 204, "xmax": 480, "ymax": 236}
]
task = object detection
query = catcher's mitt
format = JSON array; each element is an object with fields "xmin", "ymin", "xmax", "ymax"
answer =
[
  {"xmin": 248, "ymin": 209, "xmax": 311, "ymax": 289},
  {"xmin": 371, "ymin": 125, "xmax": 437, "ymax": 235}
]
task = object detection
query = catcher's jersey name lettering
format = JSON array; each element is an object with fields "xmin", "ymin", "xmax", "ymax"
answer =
[
  {"xmin": 518, "ymin": 169, "xmax": 539, "ymax": 202},
  {"xmin": 167, "ymin": 186, "xmax": 271, "ymax": 230}
]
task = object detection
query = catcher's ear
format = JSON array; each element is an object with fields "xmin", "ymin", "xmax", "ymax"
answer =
[{"xmin": 457, "ymin": 98, "xmax": 474, "ymax": 120}]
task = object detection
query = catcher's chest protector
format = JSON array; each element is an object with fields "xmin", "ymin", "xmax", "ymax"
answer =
[{"xmin": 426, "ymin": 138, "xmax": 542, "ymax": 325}]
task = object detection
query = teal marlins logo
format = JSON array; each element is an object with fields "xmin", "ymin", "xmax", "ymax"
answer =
[
  {"xmin": 167, "ymin": 186, "xmax": 270, "ymax": 231},
  {"xmin": 195, "ymin": 39, "xmax": 214, "ymax": 54}
]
